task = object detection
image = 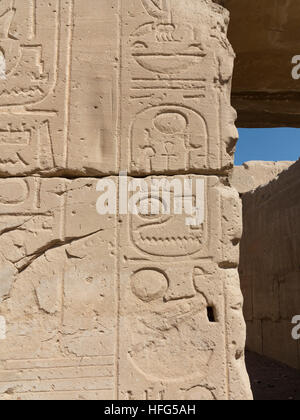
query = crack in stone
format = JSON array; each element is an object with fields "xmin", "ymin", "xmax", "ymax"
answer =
[{"xmin": 15, "ymin": 228, "xmax": 104, "ymax": 273}]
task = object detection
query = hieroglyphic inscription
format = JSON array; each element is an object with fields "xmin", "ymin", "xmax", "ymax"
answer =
[
  {"xmin": 116, "ymin": 0, "xmax": 251, "ymax": 401},
  {"xmin": 0, "ymin": 0, "xmax": 73, "ymax": 175},
  {"xmin": 119, "ymin": 176, "xmax": 242, "ymax": 400},
  {"xmin": 0, "ymin": 179, "xmax": 118, "ymax": 400}
]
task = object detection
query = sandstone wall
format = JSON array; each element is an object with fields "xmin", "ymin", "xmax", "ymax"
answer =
[
  {"xmin": 216, "ymin": 0, "xmax": 300, "ymax": 128},
  {"xmin": 238, "ymin": 160, "xmax": 300, "ymax": 369},
  {"xmin": 231, "ymin": 161, "xmax": 294, "ymax": 194},
  {"xmin": 0, "ymin": 0, "xmax": 252, "ymax": 400}
]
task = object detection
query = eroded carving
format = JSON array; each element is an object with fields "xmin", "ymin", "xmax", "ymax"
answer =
[
  {"xmin": 120, "ymin": 0, "xmax": 236, "ymax": 174},
  {"xmin": 0, "ymin": 0, "xmax": 73, "ymax": 175},
  {"xmin": 128, "ymin": 266, "xmax": 217, "ymax": 382},
  {"xmin": 0, "ymin": 0, "xmax": 58, "ymax": 106},
  {"xmin": 0, "ymin": 178, "xmax": 117, "ymax": 400},
  {"xmin": 131, "ymin": 106, "xmax": 208, "ymax": 172}
]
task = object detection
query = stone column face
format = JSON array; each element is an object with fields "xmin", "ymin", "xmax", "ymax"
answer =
[
  {"xmin": 0, "ymin": 0, "xmax": 72, "ymax": 174},
  {"xmin": 0, "ymin": 0, "xmax": 237, "ymax": 177},
  {"xmin": 238, "ymin": 161, "xmax": 300, "ymax": 371},
  {"xmin": 0, "ymin": 0, "xmax": 252, "ymax": 400},
  {"xmin": 117, "ymin": 0, "xmax": 251, "ymax": 400},
  {"xmin": 120, "ymin": 0, "xmax": 236, "ymax": 175},
  {"xmin": 119, "ymin": 177, "xmax": 251, "ymax": 400}
]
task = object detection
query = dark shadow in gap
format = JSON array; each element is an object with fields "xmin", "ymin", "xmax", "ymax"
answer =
[{"xmin": 246, "ymin": 351, "xmax": 300, "ymax": 400}]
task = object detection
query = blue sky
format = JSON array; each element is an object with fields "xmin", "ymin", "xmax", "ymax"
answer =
[{"xmin": 235, "ymin": 128, "xmax": 300, "ymax": 165}]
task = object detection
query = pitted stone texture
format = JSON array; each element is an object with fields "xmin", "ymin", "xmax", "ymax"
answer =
[
  {"xmin": 0, "ymin": 0, "xmax": 119, "ymax": 176},
  {"xmin": 231, "ymin": 161, "xmax": 294, "ymax": 194},
  {"xmin": 118, "ymin": 175, "xmax": 251, "ymax": 400},
  {"xmin": 0, "ymin": 0, "xmax": 237, "ymax": 176},
  {"xmin": 0, "ymin": 1, "xmax": 72, "ymax": 176},
  {"xmin": 221, "ymin": 0, "xmax": 300, "ymax": 93},
  {"xmin": 0, "ymin": 176, "xmax": 252, "ymax": 400},
  {"xmin": 122, "ymin": 0, "xmax": 237, "ymax": 175},
  {"xmin": 239, "ymin": 160, "xmax": 300, "ymax": 370}
]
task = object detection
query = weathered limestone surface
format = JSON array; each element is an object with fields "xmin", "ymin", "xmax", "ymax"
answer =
[
  {"xmin": 216, "ymin": 0, "xmax": 300, "ymax": 127},
  {"xmin": 239, "ymin": 160, "xmax": 300, "ymax": 369},
  {"xmin": 0, "ymin": 0, "xmax": 252, "ymax": 400},
  {"xmin": 0, "ymin": 178, "xmax": 117, "ymax": 400},
  {"xmin": 0, "ymin": 176, "xmax": 251, "ymax": 400},
  {"xmin": 231, "ymin": 161, "xmax": 294, "ymax": 194},
  {"xmin": 119, "ymin": 176, "xmax": 249, "ymax": 400},
  {"xmin": 0, "ymin": 0, "xmax": 238, "ymax": 177}
]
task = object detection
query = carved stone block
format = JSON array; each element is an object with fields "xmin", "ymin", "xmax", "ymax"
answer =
[{"xmin": 0, "ymin": 176, "xmax": 251, "ymax": 399}]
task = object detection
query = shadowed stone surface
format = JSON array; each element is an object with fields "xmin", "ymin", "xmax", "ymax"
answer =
[{"xmin": 246, "ymin": 351, "xmax": 300, "ymax": 401}]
